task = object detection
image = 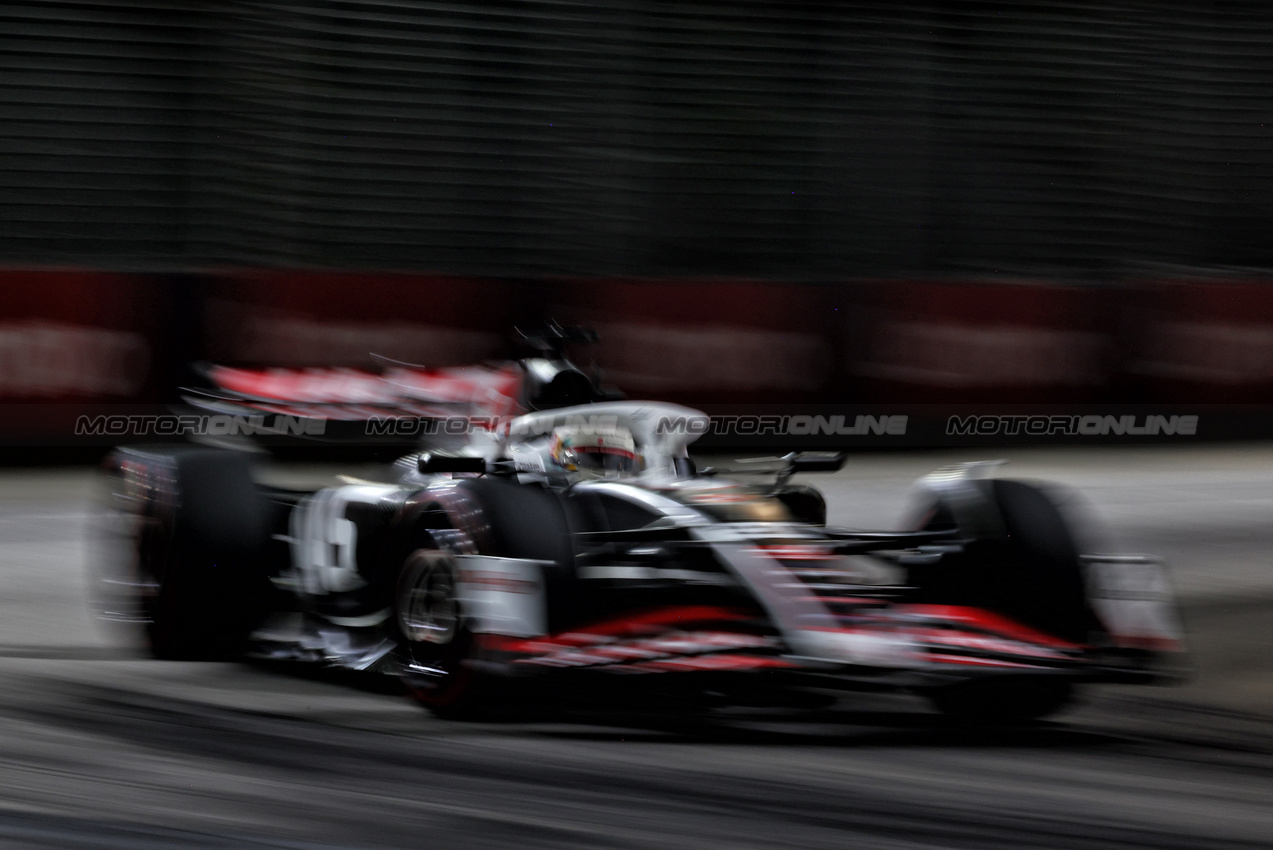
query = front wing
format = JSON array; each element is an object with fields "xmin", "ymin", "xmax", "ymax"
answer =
[{"xmin": 453, "ymin": 544, "xmax": 1187, "ymax": 690}]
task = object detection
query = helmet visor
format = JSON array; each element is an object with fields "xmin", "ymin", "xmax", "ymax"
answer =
[{"xmin": 570, "ymin": 446, "xmax": 639, "ymax": 474}]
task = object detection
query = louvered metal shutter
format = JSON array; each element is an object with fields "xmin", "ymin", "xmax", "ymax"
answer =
[
  {"xmin": 3, "ymin": 1, "xmax": 1273, "ymax": 276},
  {"xmin": 0, "ymin": 1, "xmax": 199, "ymax": 268}
]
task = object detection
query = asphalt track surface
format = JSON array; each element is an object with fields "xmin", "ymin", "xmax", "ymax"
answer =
[{"xmin": 0, "ymin": 445, "xmax": 1271, "ymax": 849}]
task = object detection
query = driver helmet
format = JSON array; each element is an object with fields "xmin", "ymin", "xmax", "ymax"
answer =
[{"xmin": 550, "ymin": 426, "xmax": 640, "ymax": 478}]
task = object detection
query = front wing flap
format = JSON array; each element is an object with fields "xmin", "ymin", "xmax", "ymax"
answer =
[{"xmin": 468, "ymin": 537, "xmax": 1186, "ymax": 687}]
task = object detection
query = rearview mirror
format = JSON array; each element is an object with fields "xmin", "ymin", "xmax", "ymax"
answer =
[
  {"xmin": 777, "ymin": 451, "xmax": 846, "ymax": 485},
  {"xmin": 789, "ymin": 451, "xmax": 847, "ymax": 473},
  {"xmin": 417, "ymin": 452, "xmax": 488, "ymax": 475}
]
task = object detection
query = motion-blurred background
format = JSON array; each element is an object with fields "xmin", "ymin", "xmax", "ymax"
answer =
[
  {"xmin": 3, "ymin": 1, "xmax": 1273, "ymax": 439},
  {"xmin": 2, "ymin": 9, "xmax": 1273, "ymax": 848}
]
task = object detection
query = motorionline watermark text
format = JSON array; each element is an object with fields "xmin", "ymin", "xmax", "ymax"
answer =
[
  {"xmin": 75, "ymin": 414, "xmax": 327, "ymax": 437},
  {"xmin": 366, "ymin": 413, "xmax": 909, "ymax": 438},
  {"xmin": 654, "ymin": 414, "xmax": 908, "ymax": 437},
  {"xmin": 946, "ymin": 414, "xmax": 1198, "ymax": 436},
  {"xmin": 74, "ymin": 412, "xmax": 1201, "ymax": 441}
]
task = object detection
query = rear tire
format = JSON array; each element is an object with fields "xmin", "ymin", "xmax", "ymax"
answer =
[
  {"xmin": 127, "ymin": 449, "xmax": 272, "ymax": 660},
  {"xmin": 396, "ymin": 479, "xmax": 576, "ymax": 719},
  {"xmin": 457, "ymin": 478, "xmax": 578, "ymax": 633},
  {"xmin": 395, "ymin": 529, "xmax": 498, "ymax": 719}
]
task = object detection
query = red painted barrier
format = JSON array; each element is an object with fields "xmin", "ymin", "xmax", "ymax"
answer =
[
  {"xmin": 203, "ymin": 272, "xmax": 523, "ymax": 368},
  {"xmin": 846, "ymin": 280, "xmax": 1120, "ymax": 403},
  {"xmin": 0, "ymin": 270, "xmax": 1266, "ymax": 446},
  {"xmin": 0, "ymin": 271, "xmax": 162, "ymax": 400},
  {"xmin": 0, "ymin": 271, "xmax": 169, "ymax": 442},
  {"xmin": 1122, "ymin": 280, "xmax": 1273, "ymax": 404},
  {"xmin": 552, "ymin": 278, "xmax": 839, "ymax": 403}
]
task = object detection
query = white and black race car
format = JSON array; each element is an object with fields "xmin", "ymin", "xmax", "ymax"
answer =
[{"xmin": 94, "ymin": 390, "xmax": 1185, "ymax": 723}]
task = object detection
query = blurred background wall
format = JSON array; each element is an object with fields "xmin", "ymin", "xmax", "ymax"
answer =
[
  {"xmin": 2, "ymin": 1, "xmax": 1273, "ymax": 435},
  {"xmin": 5, "ymin": 1, "xmax": 1273, "ymax": 275}
]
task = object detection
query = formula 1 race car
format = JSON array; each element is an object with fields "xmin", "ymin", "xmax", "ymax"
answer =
[{"xmin": 94, "ymin": 386, "xmax": 1186, "ymax": 724}]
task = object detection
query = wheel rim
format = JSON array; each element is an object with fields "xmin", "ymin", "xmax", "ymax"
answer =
[{"xmin": 400, "ymin": 550, "xmax": 459, "ymax": 645}]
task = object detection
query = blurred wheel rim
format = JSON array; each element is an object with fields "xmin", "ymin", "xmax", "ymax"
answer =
[{"xmin": 400, "ymin": 550, "xmax": 459, "ymax": 645}]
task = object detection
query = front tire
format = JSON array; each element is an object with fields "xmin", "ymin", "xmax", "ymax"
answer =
[
  {"xmin": 771, "ymin": 484, "xmax": 827, "ymax": 526},
  {"xmin": 911, "ymin": 478, "xmax": 1092, "ymax": 724},
  {"xmin": 912, "ymin": 479, "xmax": 1099, "ymax": 645}
]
